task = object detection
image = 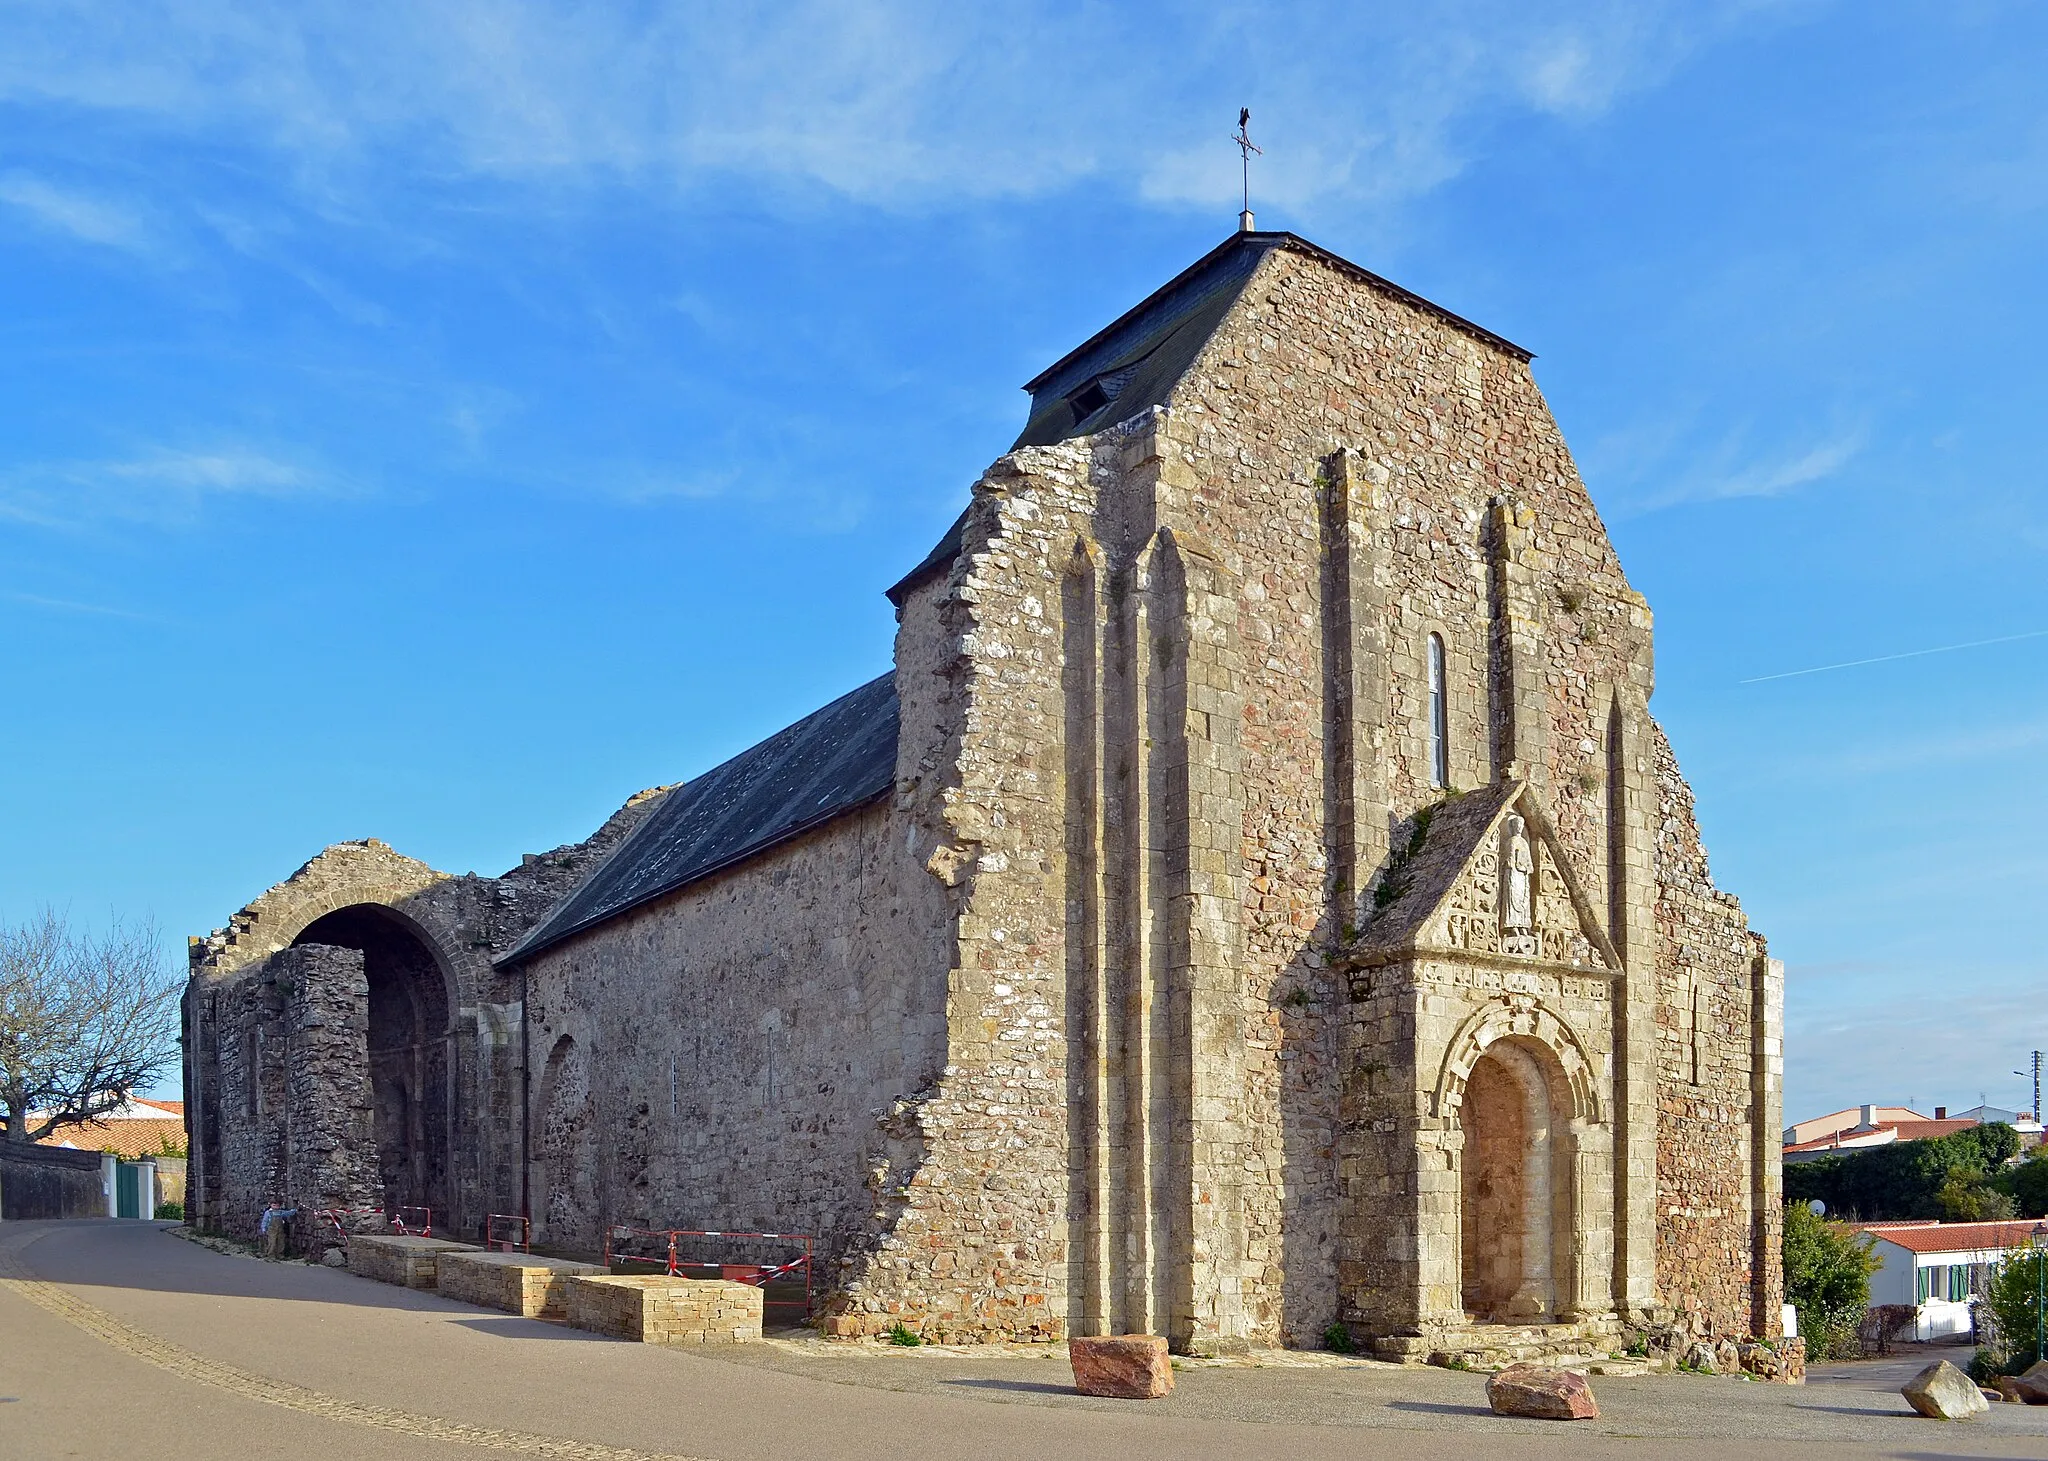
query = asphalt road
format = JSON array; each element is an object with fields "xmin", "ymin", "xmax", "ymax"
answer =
[{"xmin": 2, "ymin": 1219, "xmax": 2044, "ymax": 1460}]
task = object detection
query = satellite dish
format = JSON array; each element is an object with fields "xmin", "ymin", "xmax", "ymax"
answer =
[{"xmin": 1809, "ymin": 1199, "xmax": 1827, "ymax": 1217}]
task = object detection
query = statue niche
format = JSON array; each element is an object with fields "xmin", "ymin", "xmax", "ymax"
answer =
[{"xmin": 1499, "ymin": 813, "xmax": 1538, "ymax": 958}]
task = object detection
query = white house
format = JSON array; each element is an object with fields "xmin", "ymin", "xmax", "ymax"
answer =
[{"xmin": 1857, "ymin": 1220, "xmax": 2045, "ymax": 1342}]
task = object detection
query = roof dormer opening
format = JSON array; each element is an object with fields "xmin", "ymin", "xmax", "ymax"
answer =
[{"xmin": 1068, "ymin": 380, "xmax": 1110, "ymax": 423}]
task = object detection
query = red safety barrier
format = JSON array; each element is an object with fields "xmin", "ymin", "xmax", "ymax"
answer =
[
  {"xmin": 313, "ymin": 1206, "xmax": 387, "ymax": 1250},
  {"xmin": 603, "ymin": 1227, "xmax": 814, "ymax": 1323},
  {"xmin": 486, "ymin": 1213, "xmax": 531, "ymax": 1253},
  {"xmin": 311, "ymin": 1205, "xmax": 433, "ymax": 1250}
]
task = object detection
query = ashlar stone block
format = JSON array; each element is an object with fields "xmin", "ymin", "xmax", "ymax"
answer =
[
  {"xmin": 563, "ymin": 1274, "xmax": 763, "ymax": 1344},
  {"xmin": 436, "ymin": 1250, "xmax": 602, "ymax": 1319},
  {"xmin": 348, "ymin": 1235, "xmax": 478, "ymax": 1291}
]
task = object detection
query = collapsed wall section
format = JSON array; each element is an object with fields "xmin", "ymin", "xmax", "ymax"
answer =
[
  {"xmin": 185, "ymin": 793, "xmax": 671, "ymax": 1244},
  {"xmin": 184, "ymin": 943, "xmax": 380, "ymax": 1247},
  {"xmin": 1652, "ymin": 728, "xmax": 1783, "ymax": 1338},
  {"xmin": 829, "ymin": 442, "xmax": 1104, "ymax": 1344}
]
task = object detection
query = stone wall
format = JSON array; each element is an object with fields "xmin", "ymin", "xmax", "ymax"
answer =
[
  {"xmin": 835, "ymin": 240, "xmax": 1772, "ymax": 1348},
  {"xmin": 827, "ymin": 449, "xmax": 1101, "ymax": 1344},
  {"xmin": 185, "ymin": 943, "xmax": 381, "ymax": 1247},
  {"xmin": 0, "ymin": 1140, "xmax": 107, "ymax": 1221},
  {"xmin": 1651, "ymin": 728, "xmax": 1784, "ymax": 1337},
  {"xmin": 516, "ymin": 798, "xmax": 952, "ymax": 1279}
]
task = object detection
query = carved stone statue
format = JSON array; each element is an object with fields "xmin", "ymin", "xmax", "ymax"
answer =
[{"xmin": 1502, "ymin": 815, "xmax": 1534, "ymax": 934}]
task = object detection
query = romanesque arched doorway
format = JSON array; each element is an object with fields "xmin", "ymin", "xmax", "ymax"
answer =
[
  {"xmin": 1459, "ymin": 1037, "xmax": 1564, "ymax": 1322},
  {"xmin": 293, "ymin": 905, "xmax": 454, "ymax": 1227}
]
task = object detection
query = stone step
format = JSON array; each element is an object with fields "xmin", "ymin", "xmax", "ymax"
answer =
[{"xmin": 1372, "ymin": 1319, "xmax": 1625, "ymax": 1370}]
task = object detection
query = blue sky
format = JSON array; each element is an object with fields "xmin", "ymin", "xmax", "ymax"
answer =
[{"xmin": 2, "ymin": 2, "xmax": 2043, "ymax": 1122}]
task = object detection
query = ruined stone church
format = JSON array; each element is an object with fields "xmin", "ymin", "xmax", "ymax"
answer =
[{"xmin": 184, "ymin": 226, "xmax": 1785, "ymax": 1360}]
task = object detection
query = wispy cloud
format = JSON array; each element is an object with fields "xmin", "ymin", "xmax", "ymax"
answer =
[
  {"xmin": 1741, "ymin": 629, "xmax": 2048, "ymax": 685},
  {"xmin": 0, "ymin": 445, "xmax": 346, "ymax": 529},
  {"xmin": 1593, "ymin": 422, "xmax": 1866, "ymax": 517},
  {"xmin": 0, "ymin": 171, "xmax": 152, "ymax": 251},
  {"xmin": 0, "ymin": 2, "xmax": 1795, "ymax": 219},
  {"xmin": 1830, "ymin": 715, "xmax": 2048, "ymax": 778},
  {"xmin": 0, "ymin": 590, "xmax": 158, "ymax": 621}
]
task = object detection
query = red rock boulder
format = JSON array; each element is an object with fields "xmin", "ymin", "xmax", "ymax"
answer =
[
  {"xmin": 2012, "ymin": 1361, "xmax": 2048, "ymax": 1404},
  {"xmin": 1485, "ymin": 1364, "xmax": 1599, "ymax": 1421},
  {"xmin": 1069, "ymin": 1334, "xmax": 1174, "ymax": 1399}
]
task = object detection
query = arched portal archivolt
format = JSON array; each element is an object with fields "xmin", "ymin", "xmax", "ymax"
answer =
[
  {"xmin": 1433, "ymin": 994, "xmax": 1602, "ymax": 1125},
  {"xmin": 293, "ymin": 903, "xmax": 458, "ymax": 1226}
]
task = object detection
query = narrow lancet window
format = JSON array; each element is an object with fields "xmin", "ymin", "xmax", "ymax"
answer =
[{"xmin": 1427, "ymin": 632, "xmax": 1450, "ymax": 788}]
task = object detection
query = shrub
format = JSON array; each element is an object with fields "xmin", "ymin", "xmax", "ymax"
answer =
[
  {"xmin": 1978, "ymin": 1245, "xmax": 2048, "ymax": 1377},
  {"xmin": 1938, "ymin": 1169, "xmax": 2018, "ymax": 1222},
  {"xmin": 1785, "ymin": 1124, "xmax": 2024, "ymax": 1221},
  {"xmin": 886, "ymin": 1322, "xmax": 922, "ymax": 1347},
  {"xmin": 154, "ymin": 1201, "xmax": 183, "ymax": 1221},
  {"xmin": 1323, "ymin": 1322, "xmax": 1355, "ymax": 1353},
  {"xmin": 1782, "ymin": 1200, "xmax": 1879, "ymax": 1360},
  {"xmin": 1999, "ymin": 1149, "xmax": 2048, "ymax": 1218}
]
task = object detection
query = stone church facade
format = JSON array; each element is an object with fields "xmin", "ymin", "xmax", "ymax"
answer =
[{"xmin": 183, "ymin": 229, "xmax": 1785, "ymax": 1359}]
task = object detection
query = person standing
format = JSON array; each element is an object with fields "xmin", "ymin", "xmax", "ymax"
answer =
[{"xmin": 259, "ymin": 1199, "xmax": 297, "ymax": 1260}]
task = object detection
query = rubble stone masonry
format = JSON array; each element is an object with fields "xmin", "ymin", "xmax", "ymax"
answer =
[{"xmin": 187, "ymin": 231, "xmax": 1778, "ymax": 1355}]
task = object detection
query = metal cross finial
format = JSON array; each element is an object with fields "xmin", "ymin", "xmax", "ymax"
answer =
[{"xmin": 1233, "ymin": 107, "xmax": 1262, "ymax": 232}]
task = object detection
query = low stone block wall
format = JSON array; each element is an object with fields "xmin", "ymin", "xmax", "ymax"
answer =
[
  {"xmin": 436, "ymin": 1251, "xmax": 601, "ymax": 1319},
  {"xmin": 348, "ymin": 1235, "xmax": 477, "ymax": 1290},
  {"xmin": 564, "ymin": 1275, "xmax": 762, "ymax": 1344}
]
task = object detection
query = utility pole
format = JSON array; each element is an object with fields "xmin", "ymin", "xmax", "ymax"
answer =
[{"xmin": 2018, "ymin": 1051, "xmax": 2042, "ymax": 1122}]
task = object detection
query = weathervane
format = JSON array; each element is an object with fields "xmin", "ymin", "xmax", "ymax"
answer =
[{"xmin": 1233, "ymin": 107, "xmax": 1262, "ymax": 232}]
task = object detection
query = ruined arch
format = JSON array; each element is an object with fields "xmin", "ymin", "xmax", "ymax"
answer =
[{"xmin": 292, "ymin": 904, "xmax": 457, "ymax": 1226}]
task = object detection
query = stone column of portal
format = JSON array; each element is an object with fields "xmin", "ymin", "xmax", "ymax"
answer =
[
  {"xmin": 1751, "ymin": 954, "xmax": 1786, "ymax": 1335},
  {"xmin": 1564, "ymin": 1117, "xmax": 1616, "ymax": 1319},
  {"xmin": 1608, "ymin": 686, "xmax": 1661, "ymax": 1318},
  {"xmin": 1149, "ymin": 526, "xmax": 1249, "ymax": 1356},
  {"xmin": 1488, "ymin": 498, "xmax": 1549, "ymax": 794},
  {"xmin": 1323, "ymin": 450, "xmax": 1392, "ymax": 929}
]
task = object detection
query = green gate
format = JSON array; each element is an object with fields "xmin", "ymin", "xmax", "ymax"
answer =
[{"xmin": 115, "ymin": 1160, "xmax": 146, "ymax": 1219}]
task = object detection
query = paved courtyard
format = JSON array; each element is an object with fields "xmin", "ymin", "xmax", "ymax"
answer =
[{"xmin": 2, "ymin": 1219, "xmax": 2043, "ymax": 1460}]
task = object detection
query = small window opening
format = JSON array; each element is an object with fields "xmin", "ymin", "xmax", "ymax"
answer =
[
  {"xmin": 1427, "ymin": 633, "xmax": 1450, "ymax": 788},
  {"xmin": 1068, "ymin": 380, "xmax": 1110, "ymax": 423}
]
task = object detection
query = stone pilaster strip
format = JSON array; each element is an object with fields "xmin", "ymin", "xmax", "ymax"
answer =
[
  {"xmin": 1607, "ymin": 688, "xmax": 1661, "ymax": 1316},
  {"xmin": 1751, "ymin": 952, "xmax": 1786, "ymax": 1334}
]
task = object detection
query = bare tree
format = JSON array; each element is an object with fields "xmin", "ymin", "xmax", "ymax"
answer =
[{"xmin": 0, "ymin": 909, "xmax": 182, "ymax": 1144}]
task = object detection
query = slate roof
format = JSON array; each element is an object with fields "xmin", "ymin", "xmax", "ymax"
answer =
[
  {"xmin": 502, "ymin": 674, "xmax": 898, "ymax": 963},
  {"xmin": 886, "ymin": 230, "xmax": 1531, "ymax": 607}
]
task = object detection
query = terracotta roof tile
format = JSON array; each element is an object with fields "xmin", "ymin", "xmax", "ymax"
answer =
[
  {"xmin": 39, "ymin": 1117, "xmax": 186, "ymax": 1159},
  {"xmin": 1855, "ymin": 1221, "xmax": 2046, "ymax": 1254}
]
